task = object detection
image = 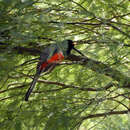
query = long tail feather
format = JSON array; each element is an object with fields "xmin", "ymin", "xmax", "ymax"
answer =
[{"xmin": 25, "ymin": 74, "xmax": 39, "ymax": 101}]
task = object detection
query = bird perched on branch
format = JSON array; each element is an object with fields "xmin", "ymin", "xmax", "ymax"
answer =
[{"xmin": 25, "ymin": 40, "xmax": 84, "ymax": 101}]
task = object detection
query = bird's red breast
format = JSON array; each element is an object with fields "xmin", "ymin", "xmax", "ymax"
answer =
[{"xmin": 40, "ymin": 52, "xmax": 64, "ymax": 70}]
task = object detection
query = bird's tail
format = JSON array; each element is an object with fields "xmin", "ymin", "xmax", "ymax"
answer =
[{"xmin": 25, "ymin": 74, "xmax": 39, "ymax": 101}]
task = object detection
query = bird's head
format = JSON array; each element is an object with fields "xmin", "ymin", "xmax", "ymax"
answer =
[
  {"xmin": 64, "ymin": 40, "xmax": 85, "ymax": 56},
  {"xmin": 66, "ymin": 40, "xmax": 75, "ymax": 55}
]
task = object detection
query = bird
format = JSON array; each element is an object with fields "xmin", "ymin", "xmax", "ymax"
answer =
[{"xmin": 25, "ymin": 39, "xmax": 85, "ymax": 101}]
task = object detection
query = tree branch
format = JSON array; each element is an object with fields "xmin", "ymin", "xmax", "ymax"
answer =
[
  {"xmin": 67, "ymin": 55, "xmax": 130, "ymax": 88},
  {"xmin": 81, "ymin": 110, "xmax": 129, "ymax": 120},
  {"xmin": 37, "ymin": 79, "xmax": 107, "ymax": 92},
  {"xmin": 106, "ymin": 23, "xmax": 130, "ymax": 38},
  {"xmin": 0, "ymin": 44, "xmax": 41, "ymax": 56},
  {"xmin": 1, "ymin": 45, "xmax": 129, "ymax": 88},
  {"xmin": 49, "ymin": 21, "xmax": 101, "ymax": 26}
]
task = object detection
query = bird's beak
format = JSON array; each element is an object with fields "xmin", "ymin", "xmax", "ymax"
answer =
[
  {"xmin": 72, "ymin": 42, "xmax": 77, "ymax": 45},
  {"xmin": 72, "ymin": 41, "xmax": 85, "ymax": 56}
]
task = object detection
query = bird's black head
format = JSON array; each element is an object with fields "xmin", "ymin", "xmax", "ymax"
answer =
[
  {"xmin": 62, "ymin": 39, "xmax": 85, "ymax": 57},
  {"xmin": 66, "ymin": 40, "xmax": 75, "ymax": 55}
]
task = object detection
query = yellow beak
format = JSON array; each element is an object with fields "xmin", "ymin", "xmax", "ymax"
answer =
[{"xmin": 73, "ymin": 42, "xmax": 77, "ymax": 45}]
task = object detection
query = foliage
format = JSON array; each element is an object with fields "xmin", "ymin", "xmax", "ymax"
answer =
[{"xmin": 0, "ymin": 0, "xmax": 129, "ymax": 129}]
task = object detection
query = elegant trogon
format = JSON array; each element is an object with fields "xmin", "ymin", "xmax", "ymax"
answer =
[{"xmin": 25, "ymin": 40, "xmax": 84, "ymax": 101}]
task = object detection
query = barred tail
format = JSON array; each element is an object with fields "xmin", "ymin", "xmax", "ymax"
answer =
[{"xmin": 25, "ymin": 74, "xmax": 39, "ymax": 101}]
